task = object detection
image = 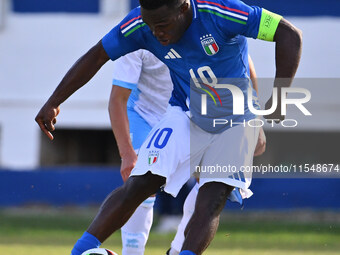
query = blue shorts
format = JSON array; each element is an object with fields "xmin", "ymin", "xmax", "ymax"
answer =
[{"xmin": 127, "ymin": 107, "xmax": 152, "ymax": 150}]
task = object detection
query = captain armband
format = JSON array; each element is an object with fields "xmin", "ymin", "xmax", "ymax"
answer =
[{"xmin": 257, "ymin": 9, "xmax": 282, "ymax": 42}]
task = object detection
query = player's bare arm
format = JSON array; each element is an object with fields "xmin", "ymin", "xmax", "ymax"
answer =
[
  {"xmin": 35, "ymin": 40, "xmax": 110, "ymax": 140},
  {"xmin": 254, "ymin": 127, "xmax": 266, "ymax": 156},
  {"xmin": 249, "ymin": 55, "xmax": 266, "ymax": 156},
  {"xmin": 108, "ymin": 86, "xmax": 137, "ymax": 182},
  {"xmin": 248, "ymin": 55, "xmax": 258, "ymax": 95},
  {"xmin": 274, "ymin": 19, "xmax": 302, "ymax": 80},
  {"xmin": 265, "ymin": 18, "xmax": 303, "ymax": 121}
]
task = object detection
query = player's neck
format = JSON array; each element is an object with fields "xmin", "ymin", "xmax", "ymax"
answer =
[{"xmin": 184, "ymin": 1, "xmax": 193, "ymax": 31}]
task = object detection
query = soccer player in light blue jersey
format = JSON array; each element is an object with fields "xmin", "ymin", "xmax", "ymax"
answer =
[{"xmin": 35, "ymin": 0, "xmax": 301, "ymax": 254}]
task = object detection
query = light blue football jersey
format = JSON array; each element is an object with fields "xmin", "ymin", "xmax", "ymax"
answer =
[{"xmin": 102, "ymin": 0, "xmax": 263, "ymax": 133}]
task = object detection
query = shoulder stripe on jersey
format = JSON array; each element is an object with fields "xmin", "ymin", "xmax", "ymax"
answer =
[
  {"xmin": 197, "ymin": 0, "xmax": 248, "ymax": 16},
  {"xmin": 198, "ymin": 8, "xmax": 247, "ymax": 24},
  {"xmin": 120, "ymin": 15, "xmax": 142, "ymax": 29},
  {"xmin": 121, "ymin": 17, "xmax": 146, "ymax": 37},
  {"xmin": 198, "ymin": 4, "xmax": 247, "ymax": 20},
  {"xmin": 197, "ymin": 0, "xmax": 248, "ymax": 25},
  {"xmin": 123, "ymin": 23, "xmax": 146, "ymax": 37}
]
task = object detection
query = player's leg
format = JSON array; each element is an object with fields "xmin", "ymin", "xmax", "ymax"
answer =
[
  {"xmin": 71, "ymin": 172, "xmax": 164, "ymax": 255},
  {"xmin": 121, "ymin": 197, "xmax": 155, "ymax": 255},
  {"xmin": 168, "ymin": 183, "xmax": 248, "ymax": 254},
  {"xmin": 181, "ymin": 182, "xmax": 233, "ymax": 254},
  {"xmin": 168, "ymin": 183, "xmax": 199, "ymax": 255},
  {"xmin": 168, "ymin": 186, "xmax": 246, "ymax": 255},
  {"xmin": 179, "ymin": 123, "xmax": 259, "ymax": 255},
  {"xmin": 87, "ymin": 172, "xmax": 164, "ymax": 242},
  {"xmin": 120, "ymin": 108, "xmax": 155, "ymax": 255},
  {"xmin": 72, "ymin": 107, "xmax": 192, "ymax": 255}
]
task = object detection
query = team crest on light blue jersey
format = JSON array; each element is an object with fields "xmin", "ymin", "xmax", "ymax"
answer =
[
  {"xmin": 200, "ymin": 34, "xmax": 219, "ymax": 56},
  {"xmin": 148, "ymin": 151, "xmax": 159, "ymax": 165}
]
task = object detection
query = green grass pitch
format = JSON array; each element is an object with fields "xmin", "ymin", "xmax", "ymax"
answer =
[{"xmin": 0, "ymin": 208, "xmax": 339, "ymax": 255}]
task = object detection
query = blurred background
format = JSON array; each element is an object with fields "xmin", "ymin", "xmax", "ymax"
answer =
[{"xmin": 0, "ymin": 0, "xmax": 340, "ymax": 254}]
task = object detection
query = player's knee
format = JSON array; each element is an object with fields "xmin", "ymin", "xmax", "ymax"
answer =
[
  {"xmin": 196, "ymin": 182, "xmax": 233, "ymax": 217},
  {"xmin": 122, "ymin": 172, "xmax": 165, "ymax": 203}
]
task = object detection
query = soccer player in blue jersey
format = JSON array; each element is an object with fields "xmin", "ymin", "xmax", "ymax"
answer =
[
  {"xmin": 109, "ymin": 50, "xmax": 264, "ymax": 255},
  {"xmin": 35, "ymin": 0, "xmax": 301, "ymax": 254}
]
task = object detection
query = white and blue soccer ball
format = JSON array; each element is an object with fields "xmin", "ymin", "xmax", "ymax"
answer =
[{"xmin": 81, "ymin": 248, "xmax": 118, "ymax": 255}]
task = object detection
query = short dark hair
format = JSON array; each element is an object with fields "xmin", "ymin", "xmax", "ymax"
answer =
[{"xmin": 139, "ymin": 0, "xmax": 181, "ymax": 10}]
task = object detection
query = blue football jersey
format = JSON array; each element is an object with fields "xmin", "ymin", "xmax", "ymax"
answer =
[{"xmin": 102, "ymin": 0, "xmax": 263, "ymax": 133}]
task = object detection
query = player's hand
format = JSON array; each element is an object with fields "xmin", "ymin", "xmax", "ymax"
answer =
[
  {"xmin": 120, "ymin": 150, "xmax": 138, "ymax": 182},
  {"xmin": 35, "ymin": 103, "xmax": 60, "ymax": 140},
  {"xmin": 254, "ymin": 127, "xmax": 266, "ymax": 157},
  {"xmin": 264, "ymin": 96, "xmax": 284, "ymax": 123}
]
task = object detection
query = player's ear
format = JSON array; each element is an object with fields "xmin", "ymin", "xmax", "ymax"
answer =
[{"xmin": 179, "ymin": 1, "xmax": 189, "ymax": 13}]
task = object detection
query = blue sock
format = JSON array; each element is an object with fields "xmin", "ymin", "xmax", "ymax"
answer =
[
  {"xmin": 71, "ymin": 232, "xmax": 101, "ymax": 255},
  {"xmin": 179, "ymin": 251, "xmax": 197, "ymax": 255}
]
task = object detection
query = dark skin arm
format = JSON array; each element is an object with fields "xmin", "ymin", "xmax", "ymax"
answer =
[
  {"xmin": 35, "ymin": 40, "xmax": 110, "ymax": 139},
  {"xmin": 265, "ymin": 18, "xmax": 303, "ymax": 121},
  {"xmin": 248, "ymin": 55, "xmax": 266, "ymax": 156}
]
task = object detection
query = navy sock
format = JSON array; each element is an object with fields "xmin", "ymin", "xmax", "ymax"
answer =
[
  {"xmin": 71, "ymin": 231, "xmax": 101, "ymax": 255},
  {"xmin": 179, "ymin": 251, "xmax": 197, "ymax": 255}
]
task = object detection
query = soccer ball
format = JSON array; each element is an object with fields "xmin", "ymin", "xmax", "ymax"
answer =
[{"xmin": 81, "ymin": 248, "xmax": 118, "ymax": 255}]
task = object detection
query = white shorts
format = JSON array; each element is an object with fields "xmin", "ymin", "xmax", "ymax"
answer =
[{"xmin": 131, "ymin": 106, "xmax": 259, "ymax": 198}]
